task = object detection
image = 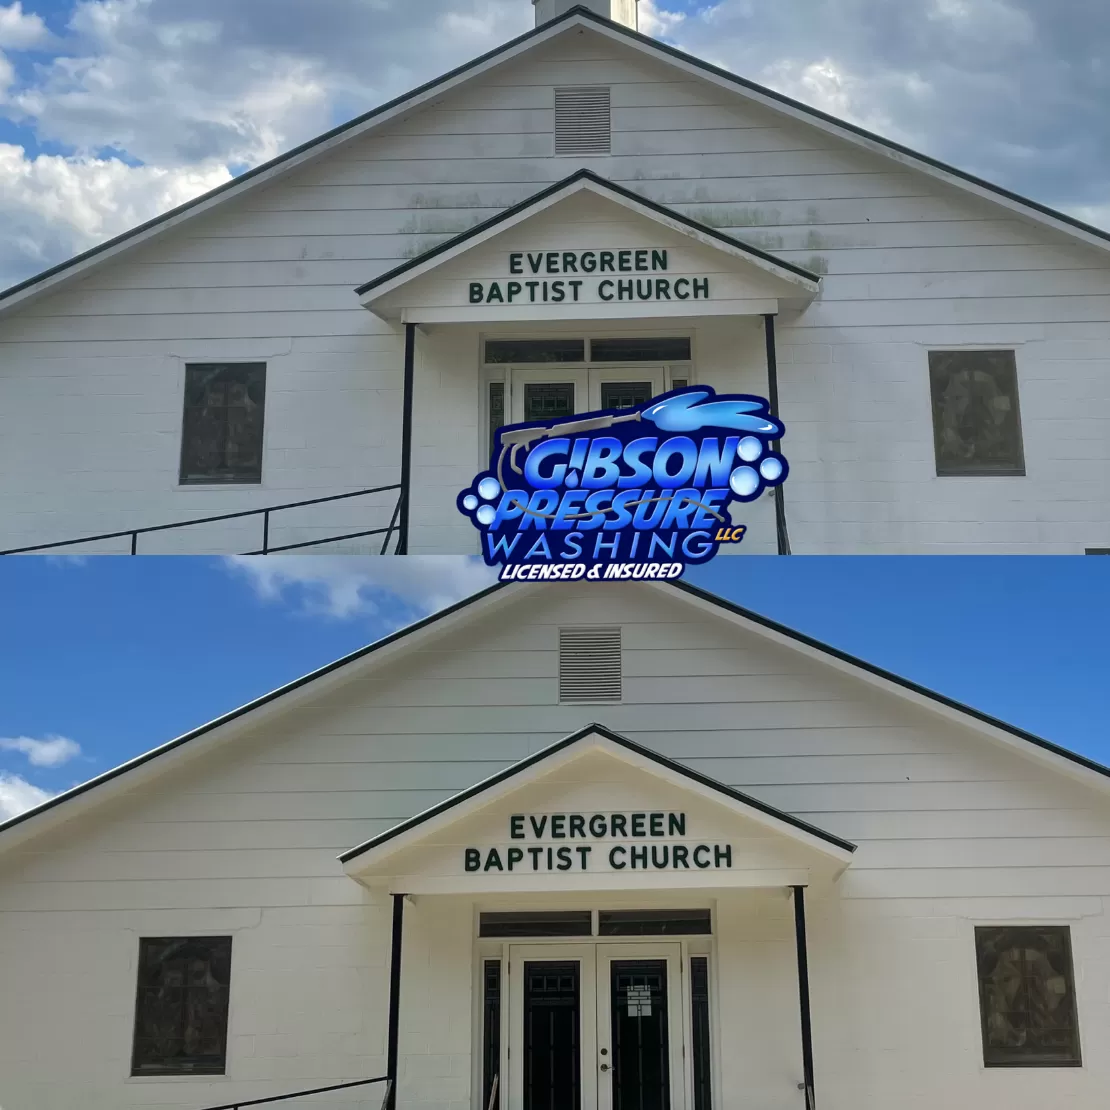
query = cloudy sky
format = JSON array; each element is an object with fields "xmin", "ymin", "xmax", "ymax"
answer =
[
  {"xmin": 0, "ymin": 0, "xmax": 1107, "ymax": 289},
  {"xmin": 3, "ymin": 555, "xmax": 1110, "ymax": 823}
]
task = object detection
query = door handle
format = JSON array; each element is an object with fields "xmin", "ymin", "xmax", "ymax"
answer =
[{"xmin": 600, "ymin": 1064, "xmax": 610, "ymax": 1072}]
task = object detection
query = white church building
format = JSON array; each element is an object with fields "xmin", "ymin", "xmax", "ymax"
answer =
[
  {"xmin": 1, "ymin": 578, "xmax": 1109, "ymax": 1110},
  {"xmin": 3, "ymin": 0, "xmax": 1110, "ymax": 555}
]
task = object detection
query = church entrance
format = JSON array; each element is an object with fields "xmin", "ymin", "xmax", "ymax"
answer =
[{"xmin": 506, "ymin": 942, "xmax": 687, "ymax": 1110}]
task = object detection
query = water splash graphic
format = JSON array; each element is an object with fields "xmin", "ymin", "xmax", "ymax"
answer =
[{"xmin": 641, "ymin": 391, "xmax": 783, "ymax": 436}]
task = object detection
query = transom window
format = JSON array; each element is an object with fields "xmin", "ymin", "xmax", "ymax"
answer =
[
  {"xmin": 975, "ymin": 925, "xmax": 1081, "ymax": 1067},
  {"xmin": 131, "ymin": 936, "xmax": 233, "ymax": 1076},
  {"xmin": 928, "ymin": 350, "xmax": 1024, "ymax": 476},
  {"xmin": 180, "ymin": 363, "xmax": 266, "ymax": 485},
  {"xmin": 484, "ymin": 337, "xmax": 690, "ymax": 365},
  {"xmin": 479, "ymin": 909, "xmax": 712, "ymax": 937}
]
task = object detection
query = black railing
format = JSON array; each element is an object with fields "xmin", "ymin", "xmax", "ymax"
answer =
[
  {"xmin": 200, "ymin": 1075, "xmax": 390, "ymax": 1110},
  {"xmin": 0, "ymin": 485, "xmax": 404, "ymax": 556}
]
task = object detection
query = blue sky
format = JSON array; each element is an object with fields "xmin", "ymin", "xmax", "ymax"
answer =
[{"xmin": 1, "ymin": 555, "xmax": 1108, "ymax": 819}]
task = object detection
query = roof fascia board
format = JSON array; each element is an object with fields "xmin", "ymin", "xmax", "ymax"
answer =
[
  {"xmin": 360, "ymin": 174, "xmax": 819, "ymax": 307},
  {"xmin": 0, "ymin": 581, "xmax": 523, "ymax": 855},
  {"xmin": 342, "ymin": 724, "xmax": 855, "ymax": 869},
  {"xmin": 656, "ymin": 580, "xmax": 1110, "ymax": 797},
  {"xmin": 0, "ymin": 17, "xmax": 580, "ymax": 318},
  {"xmin": 578, "ymin": 15, "xmax": 1110, "ymax": 257}
]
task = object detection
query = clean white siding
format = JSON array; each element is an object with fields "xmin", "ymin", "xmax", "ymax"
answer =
[
  {"xmin": 1, "ymin": 584, "xmax": 1109, "ymax": 1109},
  {"xmin": 2, "ymin": 30, "xmax": 1110, "ymax": 551}
]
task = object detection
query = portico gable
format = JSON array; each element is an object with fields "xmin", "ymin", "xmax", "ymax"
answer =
[
  {"xmin": 341, "ymin": 724, "xmax": 854, "ymax": 895},
  {"xmin": 357, "ymin": 170, "xmax": 822, "ymax": 325}
]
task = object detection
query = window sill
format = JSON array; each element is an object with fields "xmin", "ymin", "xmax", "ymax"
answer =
[
  {"xmin": 175, "ymin": 483, "xmax": 265, "ymax": 492},
  {"xmin": 934, "ymin": 471, "xmax": 1027, "ymax": 478}
]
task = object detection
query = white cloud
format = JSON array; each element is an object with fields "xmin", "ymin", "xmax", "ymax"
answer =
[
  {"xmin": 225, "ymin": 556, "xmax": 499, "ymax": 621},
  {"xmin": 0, "ymin": 772, "xmax": 53, "ymax": 821},
  {"xmin": 0, "ymin": 2, "xmax": 49, "ymax": 50},
  {"xmin": 0, "ymin": 144, "xmax": 229, "ymax": 285},
  {"xmin": 0, "ymin": 734, "xmax": 82, "ymax": 767}
]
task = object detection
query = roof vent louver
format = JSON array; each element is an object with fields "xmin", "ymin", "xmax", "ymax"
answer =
[
  {"xmin": 559, "ymin": 626, "xmax": 622, "ymax": 703},
  {"xmin": 554, "ymin": 86, "xmax": 612, "ymax": 156}
]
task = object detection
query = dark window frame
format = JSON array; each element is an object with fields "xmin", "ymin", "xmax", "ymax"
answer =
[
  {"xmin": 975, "ymin": 925, "xmax": 1082, "ymax": 1068},
  {"xmin": 928, "ymin": 349, "xmax": 1026, "ymax": 477},
  {"xmin": 131, "ymin": 935, "xmax": 233, "ymax": 1077},
  {"xmin": 179, "ymin": 362, "xmax": 267, "ymax": 486}
]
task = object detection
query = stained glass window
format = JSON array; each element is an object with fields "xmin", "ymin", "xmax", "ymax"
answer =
[
  {"xmin": 929, "ymin": 350, "xmax": 1024, "ymax": 475},
  {"xmin": 975, "ymin": 925, "xmax": 1081, "ymax": 1066},
  {"xmin": 489, "ymin": 381, "xmax": 505, "ymax": 455},
  {"xmin": 131, "ymin": 936, "xmax": 233, "ymax": 1075},
  {"xmin": 690, "ymin": 957, "xmax": 712, "ymax": 1110},
  {"xmin": 180, "ymin": 363, "xmax": 266, "ymax": 484},
  {"xmin": 483, "ymin": 960, "xmax": 502, "ymax": 1110}
]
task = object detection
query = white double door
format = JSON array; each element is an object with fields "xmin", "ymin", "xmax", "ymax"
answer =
[
  {"xmin": 505, "ymin": 942, "xmax": 687, "ymax": 1110},
  {"xmin": 509, "ymin": 366, "xmax": 670, "ymax": 424}
]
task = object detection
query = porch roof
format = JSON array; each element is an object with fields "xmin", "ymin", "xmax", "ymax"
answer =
[
  {"xmin": 341, "ymin": 724, "xmax": 854, "ymax": 895},
  {"xmin": 356, "ymin": 170, "xmax": 823, "ymax": 325}
]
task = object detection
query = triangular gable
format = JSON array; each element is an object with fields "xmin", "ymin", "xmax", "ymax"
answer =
[
  {"xmin": 5, "ymin": 7, "xmax": 1110, "ymax": 317},
  {"xmin": 341, "ymin": 724, "xmax": 854, "ymax": 894},
  {"xmin": 357, "ymin": 170, "xmax": 821, "ymax": 323},
  {"xmin": 3, "ymin": 578, "xmax": 1110, "ymax": 860}
]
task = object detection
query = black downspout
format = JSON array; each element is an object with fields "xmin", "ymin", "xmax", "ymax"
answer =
[
  {"xmin": 397, "ymin": 323, "xmax": 416, "ymax": 555},
  {"xmin": 763, "ymin": 313, "xmax": 791, "ymax": 555},
  {"xmin": 386, "ymin": 893, "xmax": 406, "ymax": 1110},
  {"xmin": 792, "ymin": 885, "xmax": 816, "ymax": 1110}
]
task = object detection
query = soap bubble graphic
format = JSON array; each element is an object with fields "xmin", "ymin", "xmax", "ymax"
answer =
[
  {"xmin": 477, "ymin": 476, "xmax": 501, "ymax": 501},
  {"xmin": 476, "ymin": 504, "xmax": 497, "ymax": 526},
  {"xmin": 737, "ymin": 436, "xmax": 763, "ymax": 462},
  {"xmin": 760, "ymin": 457, "xmax": 784, "ymax": 482},
  {"xmin": 462, "ymin": 494, "xmax": 479, "ymax": 511},
  {"xmin": 729, "ymin": 466, "xmax": 760, "ymax": 498}
]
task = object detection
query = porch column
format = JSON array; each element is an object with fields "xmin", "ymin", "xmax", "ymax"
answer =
[
  {"xmin": 791, "ymin": 885, "xmax": 816, "ymax": 1109},
  {"xmin": 386, "ymin": 892, "xmax": 406, "ymax": 1110},
  {"xmin": 763, "ymin": 313, "xmax": 791, "ymax": 555},
  {"xmin": 397, "ymin": 323, "xmax": 416, "ymax": 555}
]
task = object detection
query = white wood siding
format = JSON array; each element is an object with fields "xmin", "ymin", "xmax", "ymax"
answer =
[{"xmin": 1, "ymin": 584, "xmax": 1109, "ymax": 1108}]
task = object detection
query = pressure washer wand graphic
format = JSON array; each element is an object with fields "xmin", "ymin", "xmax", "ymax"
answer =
[{"xmin": 497, "ymin": 410, "xmax": 644, "ymax": 479}]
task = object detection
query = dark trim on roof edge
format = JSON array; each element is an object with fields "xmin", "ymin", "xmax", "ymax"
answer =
[
  {"xmin": 5, "ymin": 4, "xmax": 1110, "ymax": 309},
  {"xmin": 354, "ymin": 168, "xmax": 821, "ymax": 296},
  {"xmin": 339, "ymin": 721, "xmax": 857, "ymax": 863},
  {"xmin": 0, "ymin": 580, "xmax": 508, "ymax": 838},
  {"xmin": 668, "ymin": 578, "xmax": 1110, "ymax": 784}
]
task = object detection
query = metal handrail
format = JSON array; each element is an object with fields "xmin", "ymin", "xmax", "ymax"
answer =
[
  {"xmin": 0, "ymin": 484, "xmax": 403, "ymax": 556},
  {"xmin": 486, "ymin": 1073, "xmax": 499, "ymax": 1110},
  {"xmin": 198, "ymin": 1074, "xmax": 390, "ymax": 1110}
]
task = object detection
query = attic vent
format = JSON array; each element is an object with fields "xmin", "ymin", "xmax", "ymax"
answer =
[
  {"xmin": 559, "ymin": 626, "xmax": 622, "ymax": 703},
  {"xmin": 554, "ymin": 86, "xmax": 612, "ymax": 156}
]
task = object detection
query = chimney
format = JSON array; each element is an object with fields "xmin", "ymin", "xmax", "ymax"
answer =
[{"xmin": 534, "ymin": 0, "xmax": 639, "ymax": 31}]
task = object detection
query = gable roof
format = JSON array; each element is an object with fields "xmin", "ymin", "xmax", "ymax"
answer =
[
  {"xmin": 3, "ymin": 5, "xmax": 1110, "ymax": 317},
  {"xmin": 356, "ymin": 168, "xmax": 823, "ymax": 311},
  {"xmin": 1, "ymin": 576, "xmax": 1109, "ymax": 856},
  {"xmin": 339, "ymin": 721, "xmax": 856, "ymax": 867}
]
